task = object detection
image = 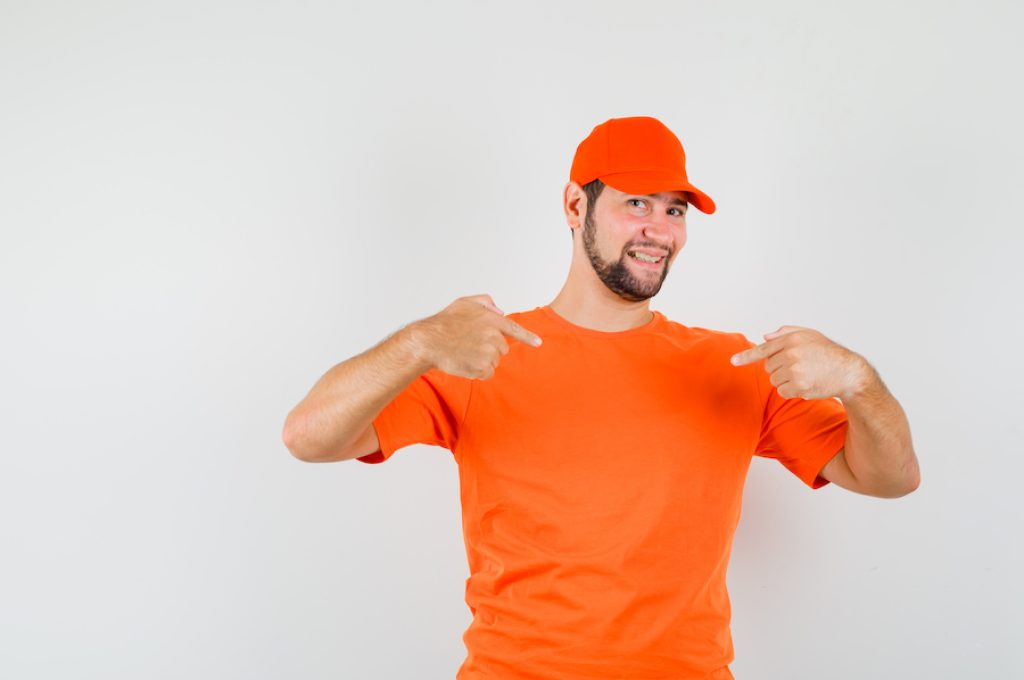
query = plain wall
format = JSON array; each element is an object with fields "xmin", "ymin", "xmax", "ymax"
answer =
[{"xmin": 1, "ymin": 0, "xmax": 1021, "ymax": 678}]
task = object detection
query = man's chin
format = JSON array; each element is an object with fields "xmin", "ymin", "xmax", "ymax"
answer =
[{"xmin": 617, "ymin": 286, "xmax": 661, "ymax": 302}]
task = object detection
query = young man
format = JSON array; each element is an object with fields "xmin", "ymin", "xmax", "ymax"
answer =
[{"xmin": 282, "ymin": 116, "xmax": 920, "ymax": 679}]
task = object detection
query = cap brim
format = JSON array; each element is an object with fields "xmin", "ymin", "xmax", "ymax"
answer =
[{"xmin": 601, "ymin": 171, "xmax": 716, "ymax": 215}]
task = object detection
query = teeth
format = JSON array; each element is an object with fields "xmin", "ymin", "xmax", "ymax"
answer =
[{"xmin": 630, "ymin": 251, "xmax": 662, "ymax": 263}]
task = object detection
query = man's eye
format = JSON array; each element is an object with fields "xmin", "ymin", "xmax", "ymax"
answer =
[
  {"xmin": 669, "ymin": 207, "xmax": 686, "ymax": 216},
  {"xmin": 629, "ymin": 199, "xmax": 646, "ymax": 208}
]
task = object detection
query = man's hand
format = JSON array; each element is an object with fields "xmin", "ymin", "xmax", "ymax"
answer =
[
  {"xmin": 409, "ymin": 294, "xmax": 543, "ymax": 381},
  {"xmin": 729, "ymin": 325, "xmax": 869, "ymax": 401}
]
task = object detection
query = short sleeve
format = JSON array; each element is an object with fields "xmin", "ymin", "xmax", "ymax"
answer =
[
  {"xmin": 753, "ymin": 355, "xmax": 849, "ymax": 489},
  {"xmin": 356, "ymin": 367, "xmax": 473, "ymax": 464}
]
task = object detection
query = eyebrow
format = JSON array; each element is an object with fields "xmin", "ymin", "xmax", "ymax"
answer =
[{"xmin": 637, "ymin": 193, "xmax": 689, "ymax": 208}]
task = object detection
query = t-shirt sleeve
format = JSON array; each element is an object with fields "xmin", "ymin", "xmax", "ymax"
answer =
[
  {"xmin": 355, "ymin": 367, "xmax": 473, "ymax": 464},
  {"xmin": 752, "ymin": 349, "xmax": 850, "ymax": 489}
]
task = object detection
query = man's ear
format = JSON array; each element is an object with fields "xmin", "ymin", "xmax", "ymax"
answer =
[{"xmin": 563, "ymin": 181, "xmax": 585, "ymax": 229}]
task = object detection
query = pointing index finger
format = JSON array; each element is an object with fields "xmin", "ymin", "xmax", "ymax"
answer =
[
  {"xmin": 730, "ymin": 338, "xmax": 778, "ymax": 366},
  {"xmin": 501, "ymin": 318, "xmax": 543, "ymax": 347}
]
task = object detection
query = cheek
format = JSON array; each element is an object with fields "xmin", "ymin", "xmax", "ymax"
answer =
[{"xmin": 674, "ymin": 225, "xmax": 687, "ymax": 249}]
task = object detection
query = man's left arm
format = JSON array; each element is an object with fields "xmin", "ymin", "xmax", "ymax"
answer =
[
  {"xmin": 821, "ymin": 359, "xmax": 920, "ymax": 498},
  {"xmin": 731, "ymin": 326, "xmax": 920, "ymax": 499}
]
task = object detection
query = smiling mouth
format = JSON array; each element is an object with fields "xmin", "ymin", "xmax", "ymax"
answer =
[{"xmin": 627, "ymin": 250, "xmax": 666, "ymax": 267}]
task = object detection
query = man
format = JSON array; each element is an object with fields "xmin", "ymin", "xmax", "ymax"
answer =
[{"xmin": 282, "ymin": 116, "xmax": 920, "ymax": 679}]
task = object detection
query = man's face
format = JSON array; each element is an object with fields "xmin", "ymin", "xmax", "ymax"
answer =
[{"xmin": 580, "ymin": 186, "xmax": 688, "ymax": 302}]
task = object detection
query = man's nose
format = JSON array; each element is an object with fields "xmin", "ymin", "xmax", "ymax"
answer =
[{"xmin": 642, "ymin": 218, "xmax": 673, "ymax": 244}]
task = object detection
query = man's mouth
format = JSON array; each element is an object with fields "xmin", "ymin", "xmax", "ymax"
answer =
[{"xmin": 627, "ymin": 249, "xmax": 666, "ymax": 266}]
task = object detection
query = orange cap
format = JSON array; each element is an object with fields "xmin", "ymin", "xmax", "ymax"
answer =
[{"xmin": 569, "ymin": 116, "xmax": 716, "ymax": 214}]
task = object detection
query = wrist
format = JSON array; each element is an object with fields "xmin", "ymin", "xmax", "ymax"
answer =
[
  {"xmin": 395, "ymin": 319, "xmax": 437, "ymax": 373},
  {"xmin": 839, "ymin": 353, "xmax": 878, "ymax": 403}
]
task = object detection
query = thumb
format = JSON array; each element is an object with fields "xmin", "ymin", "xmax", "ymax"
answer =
[
  {"xmin": 465, "ymin": 294, "xmax": 504, "ymax": 316},
  {"xmin": 764, "ymin": 325, "xmax": 801, "ymax": 340}
]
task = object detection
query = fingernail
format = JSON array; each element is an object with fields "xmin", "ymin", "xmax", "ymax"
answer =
[{"xmin": 533, "ymin": 337, "xmax": 543, "ymax": 346}]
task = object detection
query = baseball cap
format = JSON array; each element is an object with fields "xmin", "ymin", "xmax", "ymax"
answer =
[{"xmin": 569, "ymin": 116, "xmax": 716, "ymax": 214}]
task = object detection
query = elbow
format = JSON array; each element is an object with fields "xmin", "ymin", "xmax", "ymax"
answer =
[
  {"xmin": 881, "ymin": 480, "xmax": 918, "ymax": 499},
  {"xmin": 879, "ymin": 464, "xmax": 921, "ymax": 499},
  {"xmin": 282, "ymin": 412, "xmax": 352, "ymax": 463},
  {"xmin": 282, "ymin": 412, "xmax": 318, "ymax": 462},
  {"xmin": 901, "ymin": 466, "xmax": 922, "ymax": 496},
  {"xmin": 863, "ymin": 447, "xmax": 920, "ymax": 499},
  {"xmin": 897, "ymin": 456, "xmax": 922, "ymax": 497}
]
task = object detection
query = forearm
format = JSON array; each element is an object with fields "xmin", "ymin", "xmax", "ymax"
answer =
[
  {"xmin": 282, "ymin": 322, "xmax": 433, "ymax": 462},
  {"xmin": 840, "ymin": 357, "xmax": 920, "ymax": 496}
]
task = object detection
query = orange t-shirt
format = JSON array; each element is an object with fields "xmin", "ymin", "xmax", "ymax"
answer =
[{"xmin": 358, "ymin": 305, "xmax": 848, "ymax": 679}]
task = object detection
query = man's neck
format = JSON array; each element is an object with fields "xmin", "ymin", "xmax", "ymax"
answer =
[{"xmin": 546, "ymin": 294, "xmax": 653, "ymax": 332}]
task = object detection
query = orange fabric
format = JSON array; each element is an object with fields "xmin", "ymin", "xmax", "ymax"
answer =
[{"xmin": 358, "ymin": 306, "xmax": 848, "ymax": 679}]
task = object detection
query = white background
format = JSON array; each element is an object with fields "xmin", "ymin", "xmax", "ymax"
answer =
[{"xmin": 2, "ymin": 1, "xmax": 1021, "ymax": 678}]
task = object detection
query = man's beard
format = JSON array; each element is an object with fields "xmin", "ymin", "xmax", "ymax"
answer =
[{"xmin": 581, "ymin": 208, "xmax": 670, "ymax": 302}]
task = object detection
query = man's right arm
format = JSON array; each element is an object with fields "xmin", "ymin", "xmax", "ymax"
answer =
[
  {"xmin": 282, "ymin": 294, "xmax": 541, "ymax": 463},
  {"xmin": 281, "ymin": 323, "xmax": 433, "ymax": 463}
]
